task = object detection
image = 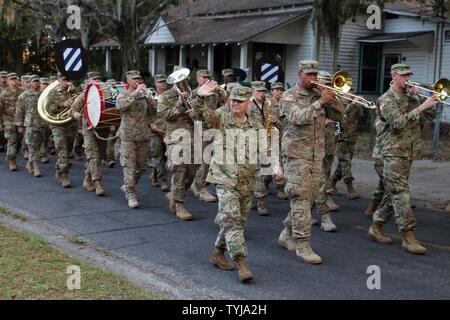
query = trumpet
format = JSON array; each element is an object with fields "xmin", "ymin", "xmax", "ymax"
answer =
[
  {"xmin": 141, "ymin": 87, "xmax": 158, "ymax": 99},
  {"xmin": 312, "ymin": 71, "xmax": 376, "ymax": 109},
  {"xmin": 405, "ymin": 78, "xmax": 450, "ymax": 106}
]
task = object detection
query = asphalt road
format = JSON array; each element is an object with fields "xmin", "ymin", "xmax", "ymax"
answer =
[{"xmin": 1, "ymin": 155, "xmax": 449, "ymax": 299}]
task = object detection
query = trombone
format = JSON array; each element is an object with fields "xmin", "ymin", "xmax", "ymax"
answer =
[
  {"xmin": 405, "ymin": 78, "xmax": 450, "ymax": 106},
  {"xmin": 312, "ymin": 71, "xmax": 376, "ymax": 109}
]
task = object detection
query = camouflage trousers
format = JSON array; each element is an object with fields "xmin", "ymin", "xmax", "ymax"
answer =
[
  {"xmin": 332, "ymin": 137, "xmax": 357, "ymax": 184},
  {"xmin": 283, "ymin": 157, "xmax": 322, "ymax": 241},
  {"xmin": 120, "ymin": 140, "xmax": 149, "ymax": 196},
  {"xmin": 373, "ymin": 157, "xmax": 416, "ymax": 232},
  {"xmin": 105, "ymin": 131, "xmax": 117, "ymax": 162},
  {"xmin": 51, "ymin": 123, "xmax": 77, "ymax": 174},
  {"xmin": 214, "ymin": 185, "xmax": 253, "ymax": 259},
  {"xmin": 25, "ymin": 126, "xmax": 45, "ymax": 163},
  {"xmin": 39, "ymin": 126, "xmax": 51, "ymax": 158},
  {"xmin": 3, "ymin": 125, "xmax": 19, "ymax": 159},
  {"xmin": 316, "ymin": 153, "xmax": 335, "ymax": 208},
  {"xmin": 371, "ymin": 157, "xmax": 385, "ymax": 208},
  {"xmin": 83, "ymin": 129, "xmax": 108, "ymax": 181},
  {"xmin": 148, "ymin": 134, "xmax": 167, "ymax": 182},
  {"xmin": 254, "ymin": 171, "xmax": 286, "ymax": 198}
]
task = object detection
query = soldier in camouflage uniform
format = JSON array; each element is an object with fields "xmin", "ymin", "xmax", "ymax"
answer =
[
  {"xmin": 0, "ymin": 73, "xmax": 24, "ymax": 171},
  {"xmin": 193, "ymin": 83, "xmax": 283, "ymax": 282},
  {"xmin": 117, "ymin": 70, "xmax": 155, "ymax": 208},
  {"xmin": 277, "ymin": 60, "xmax": 336, "ymax": 264},
  {"xmin": 19, "ymin": 75, "xmax": 31, "ymax": 160},
  {"xmin": 220, "ymin": 68, "xmax": 235, "ymax": 91},
  {"xmin": 248, "ymin": 80, "xmax": 284, "ymax": 216},
  {"xmin": 39, "ymin": 77, "xmax": 51, "ymax": 164},
  {"xmin": 15, "ymin": 75, "xmax": 44, "ymax": 177},
  {"xmin": 329, "ymin": 90, "xmax": 362, "ymax": 200},
  {"xmin": 148, "ymin": 73, "xmax": 169, "ymax": 192},
  {"xmin": 45, "ymin": 73, "xmax": 78, "ymax": 187},
  {"xmin": 368, "ymin": 63, "xmax": 437, "ymax": 255},
  {"xmin": 70, "ymin": 71, "xmax": 107, "ymax": 196},
  {"xmin": 159, "ymin": 66, "xmax": 201, "ymax": 221},
  {"xmin": 191, "ymin": 69, "xmax": 226, "ymax": 203},
  {"xmin": 0, "ymin": 71, "xmax": 9, "ymax": 153}
]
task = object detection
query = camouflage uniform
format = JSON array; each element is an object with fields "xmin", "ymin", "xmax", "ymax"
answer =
[
  {"xmin": 0, "ymin": 77, "xmax": 24, "ymax": 161},
  {"xmin": 46, "ymin": 82, "xmax": 78, "ymax": 176},
  {"xmin": 370, "ymin": 116, "xmax": 386, "ymax": 211},
  {"xmin": 158, "ymin": 89, "xmax": 199, "ymax": 204},
  {"xmin": 15, "ymin": 84, "xmax": 45, "ymax": 165},
  {"xmin": 117, "ymin": 81, "xmax": 155, "ymax": 201},
  {"xmin": 332, "ymin": 101, "xmax": 360, "ymax": 184},
  {"xmin": 373, "ymin": 86, "xmax": 435, "ymax": 232},
  {"xmin": 0, "ymin": 72, "xmax": 8, "ymax": 153}
]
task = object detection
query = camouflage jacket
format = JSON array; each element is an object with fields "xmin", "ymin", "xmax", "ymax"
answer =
[
  {"xmin": 371, "ymin": 115, "xmax": 387, "ymax": 160},
  {"xmin": 15, "ymin": 88, "xmax": 45, "ymax": 127},
  {"xmin": 342, "ymin": 101, "xmax": 360, "ymax": 140},
  {"xmin": 279, "ymin": 84, "xmax": 325, "ymax": 161},
  {"xmin": 0, "ymin": 87, "xmax": 24, "ymax": 128},
  {"xmin": 377, "ymin": 87, "xmax": 435, "ymax": 159},
  {"xmin": 194, "ymin": 98, "xmax": 280, "ymax": 191},
  {"xmin": 45, "ymin": 84, "xmax": 76, "ymax": 128},
  {"xmin": 116, "ymin": 90, "xmax": 155, "ymax": 141},
  {"xmin": 69, "ymin": 93, "xmax": 88, "ymax": 133},
  {"xmin": 0, "ymin": 84, "xmax": 8, "ymax": 95}
]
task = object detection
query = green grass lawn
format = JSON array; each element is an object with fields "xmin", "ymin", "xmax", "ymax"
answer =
[{"xmin": 0, "ymin": 222, "xmax": 166, "ymax": 300}]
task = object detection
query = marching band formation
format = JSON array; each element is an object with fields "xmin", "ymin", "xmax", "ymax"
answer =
[{"xmin": 0, "ymin": 59, "xmax": 448, "ymax": 282}]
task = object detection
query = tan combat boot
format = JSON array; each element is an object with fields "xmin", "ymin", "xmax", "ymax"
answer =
[
  {"xmin": 199, "ymin": 187, "xmax": 217, "ymax": 202},
  {"xmin": 175, "ymin": 202, "xmax": 193, "ymax": 221},
  {"xmin": 364, "ymin": 201, "xmax": 376, "ymax": 218},
  {"xmin": 296, "ymin": 241, "xmax": 322, "ymax": 264},
  {"xmin": 41, "ymin": 156, "xmax": 49, "ymax": 164},
  {"xmin": 368, "ymin": 223, "xmax": 393, "ymax": 244},
  {"xmin": 33, "ymin": 162, "xmax": 42, "ymax": 177},
  {"xmin": 346, "ymin": 181, "xmax": 361, "ymax": 200},
  {"xmin": 9, "ymin": 159, "xmax": 17, "ymax": 171},
  {"xmin": 128, "ymin": 194, "xmax": 140, "ymax": 209},
  {"xmin": 402, "ymin": 230, "xmax": 427, "ymax": 255},
  {"xmin": 60, "ymin": 173, "xmax": 71, "ymax": 188},
  {"xmin": 23, "ymin": 148, "xmax": 29, "ymax": 160},
  {"xmin": 165, "ymin": 192, "xmax": 176, "ymax": 213},
  {"xmin": 277, "ymin": 227, "xmax": 297, "ymax": 252},
  {"xmin": 321, "ymin": 213, "xmax": 337, "ymax": 232},
  {"xmin": 26, "ymin": 161, "xmax": 33, "ymax": 174},
  {"xmin": 149, "ymin": 174, "xmax": 160, "ymax": 187},
  {"xmin": 326, "ymin": 197, "xmax": 340, "ymax": 211},
  {"xmin": 327, "ymin": 177, "xmax": 338, "ymax": 195},
  {"xmin": 83, "ymin": 174, "xmax": 95, "ymax": 192},
  {"xmin": 234, "ymin": 255, "xmax": 253, "ymax": 282},
  {"xmin": 210, "ymin": 248, "xmax": 235, "ymax": 270},
  {"xmin": 190, "ymin": 183, "xmax": 200, "ymax": 197},
  {"xmin": 256, "ymin": 197, "xmax": 269, "ymax": 216},
  {"xmin": 55, "ymin": 172, "xmax": 62, "ymax": 184},
  {"xmin": 445, "ymin": 202, "xmax": 450, "ymax": 213},
  {"xmin": 94, "ymin": 180, "xmax": 105, "ymax": 196},
  {"xmin": 276, "ymin": 188, "xmax": 288, "ymax": 200},
  {"xmin": 161, "ymin": 180, "xmax": 170, "ymax": 193}
]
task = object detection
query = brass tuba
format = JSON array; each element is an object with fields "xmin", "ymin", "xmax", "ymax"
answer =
[
  {"xmin": 166, "ymin": 67, "xmax": 193, "ymax": 108},
  {"xmin": 38, "ymin": 80, "xmax": 74, "ymax": 125}
]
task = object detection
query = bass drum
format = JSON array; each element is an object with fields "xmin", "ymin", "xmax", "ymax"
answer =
[{"xmin": 84, "ymin": 82, "xmax": 121, "ymax": 129}]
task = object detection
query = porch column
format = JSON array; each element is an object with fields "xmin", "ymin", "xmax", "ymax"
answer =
[
  {"xmin": 148, "ymin": 46, "xmax": 156, "ymax": 75},
  {"xmin": 240, "ymin": 43, "xmax": 248, "ymax": 70},
  {"xmin": 207, "ymin": 45, "xmax": 214, "ymax": 73},
  {"xmin": 179, "ymin": 46, "xmax": 185, "ymax": 67},
  {"xmin": 105, "ymin": 48, "xmax": 112, "ymax": 74}
]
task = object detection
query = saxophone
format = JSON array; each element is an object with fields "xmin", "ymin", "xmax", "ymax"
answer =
[{"xmin": 263, "ymin": 97, "xmax": 273, "ymax": 137}]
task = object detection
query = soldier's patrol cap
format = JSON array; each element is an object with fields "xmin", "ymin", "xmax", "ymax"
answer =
[
  {"xmin": 196, "ymin": 69, "xmax": 211, "ymax": 78},
  {"xmin": 251, "ymin": 81, "xmax": 267, "ymax": 92},
  {"xmin": 271, "ymin": 81, "xmax": 285, "ymax": 90},
  {"xmin": 57, "ymin": 72, "xmax": 68, "ymax": 80},
  {"xmin": 226, "ymin": 82, "xmax": 240, "ymax": 92},
  {"xmin": 126, "ymin": 70, "xmax": 142, "ymax": 79},
  {"xmin": 222, "ymin": 68, "xmax": 235, "ymax": 77},
  {"xmin": 40, "ymin": 77, "xmax": 50, "ymax": 84},
  {"xmin": 106, "ymin": 79, "xmax": 116, "ymax": 84},
  {"xmin": 391, "ymin": 63, "xmax": 413, "ymax": 75},
  {"xmin": 299, "ymin": 60, "xmax": 319, "ymax": 74},
  {"xmin": 49, "ymin": 76, "xmax": 57, "ymax": 81},
  {"xmin": 173, "ymin": 65, "xmax": 184, "ymax": 72},
  {"xmin": 154, "ymin": 74, "xmax": 167, "ymax": 82},
  {"xmin": 87, "ymin": 71, "xmax": 101, "ymax": 80},
  {"xmin": 7, "ymin": 73, "xmax": 19, "ymax": 80},
  {"xmin": 0, "ymin": 71, "xmax": 7, "ymax": 77},
  {"xmin": 230, "ymin": 85, "xmax": 252, "ymax": 101},
  {"xmin": 21, "ymin": 75, "xmax": 31, "ymax": 82},
  {"xmin": 29, "ymin": 75, "xmax": 40, "ymax": 82}
]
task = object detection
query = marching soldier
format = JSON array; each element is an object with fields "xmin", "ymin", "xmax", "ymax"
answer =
[
  {"xmin": 368, "ymin": 63, "xmax": 437, "ymax": 255},
  {"xmin": 148, "ymin": 73, "xmax": 169, "ymax": 192},
  {"xmin": 15, "ymin": 75, "xmax": 45, "ymax": 177},
  {"xmin": 70, "ymin": 71, "xmax": 106, "ymax": 196},
  {"xmin": 0, "ymin": 73, "xmax": 24, "ymax": 171},
  {"xmin": 193, "ymin": 83, "xmax": 283, "ymax": 282},
  {"xmin": 220, "ymin": 68, "xmax": 235, "ymax": 90},
  {"xmin": 248, "ymin": 80, "xmax": 284, "ymax": 215},
  {"xmin": 45, "ymin": 73, "xmax": 78, "ymax": 187},
  {"xmin": 0, "ymin": 71, "xmax": 8, "ymax": 152},
  {"xmin": 117, "ymin": 70, "xmax": 155, "ymax": 208},
  {"xmin": 329, "ymin": 89, "xmax": 362, "ymax": 199},
  {"xmin": 39, "ymin": 77, "xmax": 51, "ymax": 163},
  {"xmin": 277, "ymin": 60, "xmax": 335, "ymax": 264},
  {"xmin": 191, "ymin": 69, "xmax": 226, "ymax": 203},
  {"xmin": 20, "ymin": 75, "xmax": 31, "ymax": 90}
]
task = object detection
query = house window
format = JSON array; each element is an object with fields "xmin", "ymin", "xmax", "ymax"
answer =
[
  {"xmin": 385, "ymin": 13, "xmax": 399, "ymax": 19},
  {"xmin": 359, "ymin": 43, "xmax": 382, "ymax": 93},
  {"xmin": 445, "ymin": 30, "xmax": 450, "ymax": 43}
]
